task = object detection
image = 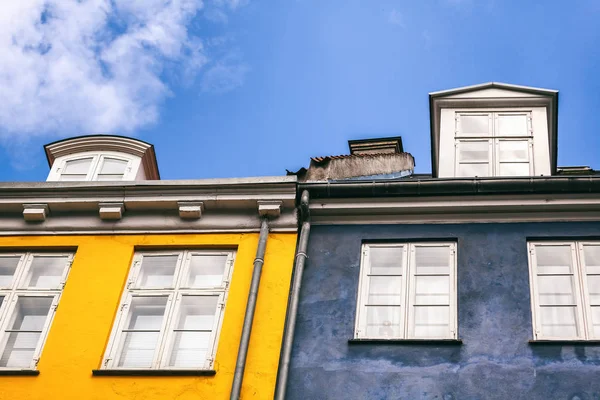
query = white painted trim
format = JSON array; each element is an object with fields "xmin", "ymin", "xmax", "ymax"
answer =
[
  {"xmin": 429, "ymin": 82, "xmax": 558, "ymax": 97},
  {"xmin": 0, "ymin": 253, "xmax": 72, "ymax": 370},
  {"xmin": 47, "ymin": 151, "xmax": 141, "ymax": 182},
  {"xmin": 307, "ymin": 194, "xmax": 600, "ymax": 225},
  {"xmin": 101, "ymin": 249, "xmax": 236, "ymax": 371},
  {"xmin": 528, "ymin": 241, "xmax": 600, "ymax": 341},
  {"xmin": 355, "ymin": 242, "xmax": 456, "ymax": 340}
]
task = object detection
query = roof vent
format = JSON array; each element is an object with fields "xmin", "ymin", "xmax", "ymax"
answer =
[{"xmin": 348, "ymin": 137, "xmax": 404, "ymax": 155}]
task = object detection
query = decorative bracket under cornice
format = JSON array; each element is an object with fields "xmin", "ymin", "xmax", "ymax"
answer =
[
  {"xmin": 258, "ymin": 200, "xmax": 282, "ymax": 218},
  {"xmin": 23, "ymin": 204, "xmax": 49, "ymax": 222},
  {"xmin": 178, "ymin": 201, "xmax": 204, "ymax": 220},
  {"xmin": 99, "ymin": 203, "xmax": 125, "ymax": 221}
]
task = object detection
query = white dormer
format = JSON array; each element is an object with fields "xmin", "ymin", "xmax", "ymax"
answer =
[
  {"xmin": 429, "ymin": 83, "xmax": 558, "ymax": 178},
  {"xmin": 45, "ymin": 135, "xmax": 160, "ymax": 182}
]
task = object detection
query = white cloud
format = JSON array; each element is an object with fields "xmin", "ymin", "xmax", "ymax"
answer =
[
  {"xmin": 388, "ymin": 9, "xmax": 405, "ymax": 27},
  {"xmin": 201, "ymin": 56, "xmax": 249, "ymax": 94},
  {"xmin": 0, "ymin": 0, "xmax": 246, "ymax": 143}
]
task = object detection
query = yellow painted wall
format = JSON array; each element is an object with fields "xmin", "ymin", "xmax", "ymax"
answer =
[{"xmin": 0, "ymin": 233, "xmax": 296, "ymax": 400}]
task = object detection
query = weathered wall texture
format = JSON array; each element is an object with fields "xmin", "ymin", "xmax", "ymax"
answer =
[
  {"xmin": 302, "ymin": 153, "xmax": 415, "ymax": 181},
  {"xmin": 287, "ymin": 222, "xmax": 600, "ymax": 400},
  {"xmin": 0, "ymin": 233, "xmax": 296, "ymax": 400}
]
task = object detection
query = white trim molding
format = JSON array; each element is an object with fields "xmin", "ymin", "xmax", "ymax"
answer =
[
  {"xmin": 0, "ymin": 177, "xmax": 297, "ymax": 234},
  {"xmin": 307, "ymin": 193, "xmax": 600, "ymax": 225}
]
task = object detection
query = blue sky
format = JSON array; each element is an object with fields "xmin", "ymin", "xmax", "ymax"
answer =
[{"xmin": 1, "ymin": 0, "xmax": 599, "ymax": 181}]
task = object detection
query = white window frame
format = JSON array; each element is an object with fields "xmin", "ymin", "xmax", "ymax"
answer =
[
  {"xmin": 101, "ymin": 250, "xmax": 235, "ymax": 371},
  {"xmin": 528, "ymin": 241, "xmax": 600, "ymax": 341},
  {"xmin": 47, "ymin": 151, "xmax": 138, "ymax": 182},
  {"xmin": 0, "ymin": 252, "xmax": 73, "ymax": 370},
  {"xmin": 354, "ymin": 242, "xmax": 457, "ymax": 340},
  {"xmin": 455, "ymin": 111, "xmax": 534, "ymax": 177}
]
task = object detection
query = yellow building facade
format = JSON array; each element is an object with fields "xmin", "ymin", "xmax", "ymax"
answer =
[{"xmin": 0, "ymin": 136, "xmax": 299, "ymax": 399}]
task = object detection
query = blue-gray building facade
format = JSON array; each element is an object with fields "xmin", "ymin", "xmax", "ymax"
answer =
[
  {"xmin": 274, "ymin": 83, "xmax": 600, "ymax": 400},
  {"xmin": 286, "ymin": 222, "xmax": 600, "ymax": 400}
]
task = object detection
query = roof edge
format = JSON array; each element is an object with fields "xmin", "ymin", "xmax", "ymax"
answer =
[{"xmin": 429, "ymin": 82, "xmax": 558, "ymax": 98}]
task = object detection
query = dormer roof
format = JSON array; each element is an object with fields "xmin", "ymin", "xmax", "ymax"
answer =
[
  {"xmin": 429, "ymin": 82, "xmax": 559, "ymax": 177},
  {"xmin": 44, "ymin": 135, "xmax": 160, "ymax": 180}
]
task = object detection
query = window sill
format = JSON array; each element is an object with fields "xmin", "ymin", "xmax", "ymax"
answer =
[
  {"xmin": 528, "ymin": 340, "xmax": 600, "ymax": 346},
  {"xmin": 92, "ymin": 369, "xmax": 216, "ymax": 376},
  {"xmin": 348, "ymin": 338, "xmax": 463, "ymax": 345},
  {"xmin": 0, "ymin": 369, "xmax": 39, "ymax": 376}
]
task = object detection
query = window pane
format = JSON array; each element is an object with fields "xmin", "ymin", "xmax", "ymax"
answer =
[
  {"xmin": 537, "ymin": 275, "xmax": 576, "ymax": 305},
  {"xmin": 183, "ymin": 255, "xmax": 228, "ymax": 288},
  {"xmin": 458, "ymin": 141, "xmax": 489, "ymax": 162},
  {"xmin": 99, "ymin": 158, "xmax": 128, "ymax": 174},
  {"xmin": 118, "ymin": 332, "xmax": 160, "ymax": 368},
  {"xmin": 369, "ymin": 247, "xmax": 404, "ymax": 275},
  {"xmin": 498, "ymin": 141, "xmax": 529, "ymax": 162},
  {"xmin": 166, "ymin": 296, "xmax": 218, "ymax": 368},
  {"xmin": 497, "ymin": 114, "xmax": 529, "ymax": 136},
  {"xmin": 412, "ymin": 306, "xmax": 449, "ymax": 338},
  {"xmin": 367, "ymin": 276, "xmax": 402, "ymax": 305},
  {"xmin": 8, "ymin": 297, "xmax": 53, "ymax": 331},
  {"xmin": 457, "ymin": 163, "xmax": 489, "ymax": 177},
  {"xmin": 20, "ymin": 256, "xmax": 69, "ymax": 289},
  {"xmin": 536, "ymin": 246, "xmax": 572, "ymax": 274},
  {"xmin": 414, "ymin": 276, "xmax": 450, "ymax": 305},
  {"xmin": 498, "ymin": 163, "xmax": 530, "ymax": 176},
  {"xmin": 540, "ymin": 306, "xmax": 579, "ymax": 337},
  {"xmin": 63, "ymin": 158, "xmax": 93, "ymax": 174},
  {"xmin": 415, "ymin": 246, "xmax": 450, "ymax": 274},
  {"xmin": 173, "ymin": 296, "xmax": 218, "ymax": 331},
  {"xmin": 0, "ymin": 332, "xmax": 40, "ymax": 368},
  {"xmin": 583, "ymin": 245, "xmax": 600, "ymax": 275},
  {"xmin": 365, "ymin": 306, "xmax": 402, "ymax": 338},
  {"xmin": 586, "ymin": 276, "xmax": 600, "ymax": 305},
  {"xmin": 168, "ymin": 332, "xmax": 210, "ymax": 367},
  {"xmin": 591, "ymin": 307, "xmax": 600, "ymax": 338},
  {"xmin": 136, "ymin": 256, "xmax": 178, "ymax": 288},
  {"xmin": 118, "ymin": 297, "xmax": 167, "ymax": 368},
  {"xmin": 459, "ymin": 114, "xmax": 490, "ymax": 136},
  {"xmin": 0, "ymin": 256, "xmax": 20, "ymax": 288},
  {"xmin": 125, "ymin": 297, "xmax": 168, "ymax": 330}
]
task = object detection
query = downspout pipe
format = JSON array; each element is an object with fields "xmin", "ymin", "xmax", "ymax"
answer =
[
  {"xmin": 230, "ymin": 218, "xmax": 270, "ymax": 400},
  {"xmin": 274, "ymin": 190, "xmax": 311, "ymax": 400}
]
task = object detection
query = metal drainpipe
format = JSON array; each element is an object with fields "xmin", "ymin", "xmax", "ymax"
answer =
[
  {"xmin": 230, "ymin": 217, "xmax": 270, "ymax": 400},
  {"xmin": 274, "ymin": 190, "xmax": 310, "ymax": 400}
]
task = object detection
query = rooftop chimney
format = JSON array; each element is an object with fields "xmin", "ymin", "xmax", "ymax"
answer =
[{"xmin": 348, "ymin": 137, "xmax": 404, "ymax": 155}]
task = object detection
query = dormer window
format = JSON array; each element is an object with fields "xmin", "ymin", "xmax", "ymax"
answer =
[
  {"xmin": 95, "ymin": 157, "xmax": 130, "ymax": 181},
  {"xmin": 60, "ymin": 157, "xmax": 95, "ymax": 181},
  {"xmin": 52, "ymin": 153, "xmax": 134, "ymax": 182},
  {"xmin": 44, "ymin": 135, "xmax": 160, "ymax": 182},
  {"xmin": 429, "ymin": 83, "xmax": 558, "ymax": 178},
  {"xmin": 455, "ymin": 112, "xmax": 533, "ymax": 177}
]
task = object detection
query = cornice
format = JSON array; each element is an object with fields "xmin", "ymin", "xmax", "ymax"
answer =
[
  {"xmin": 0, "ymin": 178, "xmax": 298, "ymax": 233},
  {"xmin": 307, "ymin": 193, "xmax": 600, "ymax": 225}
]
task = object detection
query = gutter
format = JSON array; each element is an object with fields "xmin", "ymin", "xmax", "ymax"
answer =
[
  {"xmin": 274, "ymin": 190, "xmax": 311, "ymax": 400},
  {"xmin": 299, "ymin": 176, "xmax": 600, "ymax": 199}
]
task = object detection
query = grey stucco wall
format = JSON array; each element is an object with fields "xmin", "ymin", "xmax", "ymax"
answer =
[{"xmin": 286, "ymin": 222, "xmax": 600, "ymax": 400}]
